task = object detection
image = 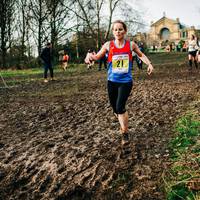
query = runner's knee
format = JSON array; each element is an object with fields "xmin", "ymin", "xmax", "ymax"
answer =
[{"xmin": 115, "ymin": 106, "xmax": 126, "ymax": 114}]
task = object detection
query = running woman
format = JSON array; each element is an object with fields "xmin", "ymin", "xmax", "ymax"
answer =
[
  {"xmin": 188, "ymin": 34, "xmax": 198, "ymax": 70},
  {"xmin": 85, "ymin": 20, "xmax": 153, "ymax": 143}
]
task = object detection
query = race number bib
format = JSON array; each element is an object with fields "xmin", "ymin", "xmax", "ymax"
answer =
[{"xmin": 112, "ymin": 54, "xmax": 129, "ymax": 73}]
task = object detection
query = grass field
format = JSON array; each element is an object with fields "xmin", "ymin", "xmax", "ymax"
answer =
[
  {"xmin": 0, "ymin": 52, "xmax": 188, "ymax": 77},
  {"xmin": 148, "ymin": 52, "xmax": 188, "ymax": 66}
]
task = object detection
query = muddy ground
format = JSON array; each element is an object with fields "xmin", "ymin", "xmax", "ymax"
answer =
[{"xmin": 0, "ymin": 65, "xmax": 200, "ymax": 200}]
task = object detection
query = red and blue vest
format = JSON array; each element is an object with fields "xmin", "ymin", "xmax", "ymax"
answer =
[{"xmin": 107, "ymin": 40, "xmax": 133, "ymax": 83}]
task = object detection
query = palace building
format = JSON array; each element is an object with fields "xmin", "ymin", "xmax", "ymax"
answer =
[{"xmin": 134, "ymin": 13, "xmax": 200, "ymax": 48}]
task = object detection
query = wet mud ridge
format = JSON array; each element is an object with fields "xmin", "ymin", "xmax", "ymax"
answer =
[{"xmin": 0, "ymin": 68, "xmax": 200, "ymax": 199}]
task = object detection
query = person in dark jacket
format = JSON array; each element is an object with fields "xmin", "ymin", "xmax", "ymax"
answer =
[
  {"xmin": 40, "ymin": 42, "xmax": 54, "ymax": 82},
  {"xmin": 135, "ymin": 42, "xmax": 144, "ymax": 70}
]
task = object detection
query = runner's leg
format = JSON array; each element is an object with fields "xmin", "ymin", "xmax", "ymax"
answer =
[
  {"xmin": 107, "ymin": 81, "xmax": 118, "ymax": 115},
  {"xmin": 116, "ymin": 82, "xmax": 132, "ymax": 133}
]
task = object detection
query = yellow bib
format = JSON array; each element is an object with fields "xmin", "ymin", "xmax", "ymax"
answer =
[{"xmin": 112, "ymin": 54, "xmax": 129, "ymax": 73}]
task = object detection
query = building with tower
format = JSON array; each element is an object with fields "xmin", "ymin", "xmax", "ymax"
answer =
[{"xmin": 133, "ymin": 13, "xmax": 200, "ymax": 50}]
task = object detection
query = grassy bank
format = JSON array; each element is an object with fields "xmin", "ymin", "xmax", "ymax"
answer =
[
  {"xmin": 0, "ymin": 52, "xmax": 188, "ymax": 86},
  {"xmin": 0, "ymin": 52, "xmax": 188, "ymax": 77},
  {"xmin": 0, "ymin": 63, "xmax": 87, "ymax": 78},
  {"xmin": 0, "ymin": 64, "xmax": 91, "ymax": 87},
  {"xmin": 147, "ymin": 52, "xmax": 188, "ymax": 67},
  {"xmin": 164, "ymin": 103, "xmax": 200, "ymax": 200}
]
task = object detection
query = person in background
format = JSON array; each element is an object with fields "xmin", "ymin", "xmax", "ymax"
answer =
[
  {"xmin": 187, "ymin": 34, "xmax": 198, "ymax": 70},
  {"xmin": 62, "ymin": 51, "xmax": 69, "ymax": 71},
  {"xmin": 182, "ymin": 41, "xmax": 187, "ymax": 52},
  {"xmin": 98, "ymin": 54, "xmax": 107, "ymax": 71},
  {"xmin": 40, "ymin": 42, "xmax": 54, "ymax": 82},
  {"xmin": 98, "ymin": 43, "xmax": 107, "ymax": 71},
  {"xmin": 135, "ymin": 42, "xmax": 144, "ymax": 70},
  {"xmin": 58, "ymin": 50, "xmax": 64, "ymax": 69}
]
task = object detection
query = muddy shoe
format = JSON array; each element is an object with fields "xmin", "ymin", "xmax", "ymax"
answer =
[
  {"xmin": 121, "ymin": 132, "xmax": 130, "ymax": 145},
  {"xmin": 120, "ymin": 146, "xmax": 132, "ymax": 159}
]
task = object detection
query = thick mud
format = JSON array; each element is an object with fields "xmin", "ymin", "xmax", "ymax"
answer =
[{"xmin": 0, "ymin": 66, "xmax": 200, "ymax": 200}]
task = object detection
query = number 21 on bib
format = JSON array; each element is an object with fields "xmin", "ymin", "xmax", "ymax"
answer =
[{"xmin": 112, "ymin": 54, "xmax": 129, "ymax": 74}]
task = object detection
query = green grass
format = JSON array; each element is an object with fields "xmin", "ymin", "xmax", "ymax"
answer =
[
  {"xmin": 164, "ymin": 114, "xmax": 200, "ymax": 200},
  {"xmin": 0, "ymin": 52, "xmax": 188, "ymax": 87},
  {"xmin": 0, "ymin": 64, "xmax": 87, "ymax": 78},
  {"xmin": 0, "ymin": 52, "xmax": 188, "ymax": 77},
  {"xmin": 170, "ymin": 115, "xmax": 200, "ymax": 159},
  {"xmin": 0, "ymin": 64, "xmax": 94, "ymax": 87},
  {"xmin": 0, "ymin": 68, "xmax": 42, "ymax": 77},
  {"xmin": 167, "ymin": 183, "xmax": 195, "ymax": 200},
  {"xmin": 0, "ymin": 51, "xmax": 189, "ymax": 87},
  {"xmin": 147, "ymin": 52, "xmax": 188, "ymax": 66}
]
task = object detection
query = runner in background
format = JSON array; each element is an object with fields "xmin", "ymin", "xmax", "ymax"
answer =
[
  {"xmin": 62, "ymin": 51, "xmax": 69, "ymax": 71},
  {"xmin": 58, "ymin": 50, "xmax": 64, "ymax": 69},
  {"xmin": 187, "ymin": 34, "xmax": 198, "ymax": 70}
]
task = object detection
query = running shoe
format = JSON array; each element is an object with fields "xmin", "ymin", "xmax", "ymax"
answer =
[{"xmin": 121, "ymin": 132, "xmax": 130, "ymax": 145}]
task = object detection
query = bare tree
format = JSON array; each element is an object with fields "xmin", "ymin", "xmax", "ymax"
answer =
[
  {"xmin": 71, "ymin": 0, "xmax": 108, "ymax": 49},
  {"xmin": 119, "ymin": 2, "xmax": 146, "ymax": 35},
  {"xmin": 29, "ymin": 0, "xmax": 49, "ymax": 56},
  {"xmin": 104, "ymin": 0, "xmax": 121, "ymax": 40},
  {"xmin": 16, "ymin": 0, "xmax": 32, "ymax": 61},
  {"xmin": 45, "ymin": 0, "xmax": 74, "ymax": 50},
  {"xmin": 0, "ymin": 0, "xmax": 15, "ymax": 68},
  {"xmin": 95, "ymin": 0, "xmax": 105, "ymax": 49}
]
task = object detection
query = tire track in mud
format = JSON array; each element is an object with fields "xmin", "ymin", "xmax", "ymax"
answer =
[{"xmin": 0, "ymin": 68, "xmax": 200, "ymax": 199}]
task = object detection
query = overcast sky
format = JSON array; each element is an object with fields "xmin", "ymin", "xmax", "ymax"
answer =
[{"xmin": 136, "ymin": 0, "xmax": 200, "ymax": 30}]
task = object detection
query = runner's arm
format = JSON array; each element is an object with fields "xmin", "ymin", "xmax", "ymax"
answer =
[{"xmin": 91, "ymin": 45, "xmax": 107, "ymax": 60}]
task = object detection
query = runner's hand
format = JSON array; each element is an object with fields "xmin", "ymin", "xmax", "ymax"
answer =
[
  {"xmin": 84, "ymin": 55, "xmax": 91, "ymax": 64},
  {"xmin": 84, "ymin": 57, "xmax": 91, "ymax": 64},
  {"xmin": 84, "ymin": 53, "xmax": 95, "ymax": 64},
  {"xmin": 147, "ymin": 63, "xmax": 153, "ymax": 75}
]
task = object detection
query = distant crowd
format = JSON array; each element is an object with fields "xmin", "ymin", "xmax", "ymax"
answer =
[{"xmin": 151, "ymin": 37, "xmax": 200, "ymax": 53}]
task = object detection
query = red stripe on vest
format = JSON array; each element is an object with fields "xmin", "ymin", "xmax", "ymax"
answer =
[{"xmin": 108, "ymin": 40, "xmax": 132, "ymax": 62}]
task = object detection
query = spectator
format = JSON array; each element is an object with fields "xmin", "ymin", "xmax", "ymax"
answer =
[
  {"xmin": 98, "ymin": 54, "xmax": 107, "ymax": 71},
  {"xmin": 40, "ymin": 42, "xmax": 54, "ymax": 82}
]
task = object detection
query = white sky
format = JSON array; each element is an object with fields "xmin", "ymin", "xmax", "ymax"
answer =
[{"xmin": 136, "ymin": 0, "xmax": 200, "ymax": 30}]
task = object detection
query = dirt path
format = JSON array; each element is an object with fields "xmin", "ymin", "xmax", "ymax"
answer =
[{"xmin": 0, "ymin": 67, "xmax": 200, "ymax": 200}]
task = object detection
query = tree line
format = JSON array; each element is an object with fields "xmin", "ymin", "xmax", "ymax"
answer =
[{"xmin": 0, "ymin": 0, "xmax": 145, "ymax": 69}]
